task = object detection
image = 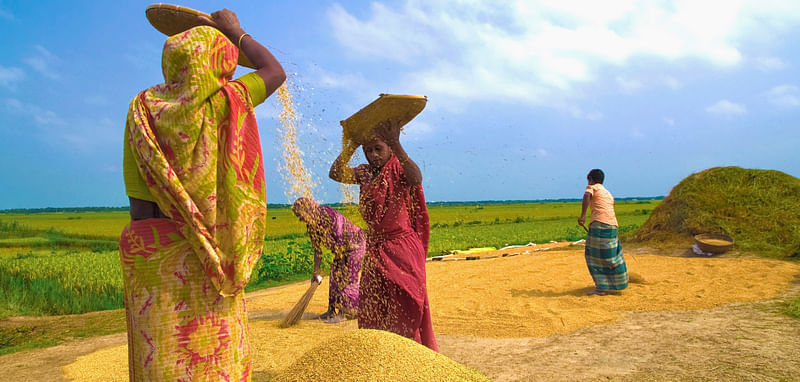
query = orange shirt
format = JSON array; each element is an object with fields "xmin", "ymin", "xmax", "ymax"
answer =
[{"xmin": 585, "ymin": 183, "xmax": 618, "ymax": 226}]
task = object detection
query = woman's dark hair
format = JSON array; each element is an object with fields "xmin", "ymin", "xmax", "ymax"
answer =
[{"xmin": 587, "ymin": 169, "xmax": 604, "ymax": 184}]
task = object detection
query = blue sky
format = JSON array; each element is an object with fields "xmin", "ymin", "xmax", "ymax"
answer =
[{"xmin": 1, "ymin": 0, "xmax": 799, "ymax": 208}]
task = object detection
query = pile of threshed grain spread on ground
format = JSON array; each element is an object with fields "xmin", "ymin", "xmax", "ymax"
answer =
[{"xmin": 63, "ymin": 247, "xmax": 799, "ymax": 381}]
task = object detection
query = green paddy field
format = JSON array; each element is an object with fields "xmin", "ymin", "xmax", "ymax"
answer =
[{"xmin": 0, "ymin": 200, "xmax": 658, "ymax": 322}]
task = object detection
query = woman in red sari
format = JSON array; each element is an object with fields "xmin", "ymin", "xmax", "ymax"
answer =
[{"xmin": 329, "ymin": 120, "xmax": 437, "ymax": 351}]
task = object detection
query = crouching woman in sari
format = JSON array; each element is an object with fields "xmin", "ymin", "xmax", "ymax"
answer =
[
  {"xmin": 329, "ymin": 119, "xmax": 438, "ymax": 351},
  {"xmin": 291, "ymin": 197, "xmax": 366, "ymax": 323},
  {"xmin": 120, "ymin": 9, "xmax": 285, "ymax": 380}
]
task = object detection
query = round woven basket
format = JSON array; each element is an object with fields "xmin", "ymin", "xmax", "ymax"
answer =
[
  {"xmin": 145, "ymin": 4, "xmax": 255, "ymax": 68},
  {"xmin": 340, "ymin": 94, "xmax": 427, "ymax": 145},
  {"xmin": 694, "ymin": 233, "xmax": 734, "ymax": 254}
]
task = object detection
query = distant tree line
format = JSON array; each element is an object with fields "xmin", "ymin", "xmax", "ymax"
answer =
[
  {"xmin": 0, "ymin": 197, "xmax": 664, "ymax": 214},
  {"xmin": 0, "ymin": 206, "xmax": 130, "ymax": 214},
  {"xmin": 424, "ymin": 197, "xmax": 663, "ymax": 206}
]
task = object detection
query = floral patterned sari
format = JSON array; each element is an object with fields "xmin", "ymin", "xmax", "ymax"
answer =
[{"xmin": 120, "ymin": 26, "xmax": 265, "ymax": 381}]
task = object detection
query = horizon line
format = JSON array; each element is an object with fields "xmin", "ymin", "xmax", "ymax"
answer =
[{"xmin": 0, "ymin": 196, "xmax": 664, "ymax": 214}]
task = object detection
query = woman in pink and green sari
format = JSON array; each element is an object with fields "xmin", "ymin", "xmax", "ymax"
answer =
[
  {"xmin": 292, "ymin": 197, "xmax": 365, "ymax": 323},
  {"xmin": 120, "ymin": 9, "xmax": 284, "ymax": 381}
]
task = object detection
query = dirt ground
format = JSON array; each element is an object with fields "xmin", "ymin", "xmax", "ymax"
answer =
[
  {"xmin": 2, "ymin": 246, "xmax": 799, "ymax": 381},
  {"xmin": 439, "ymin": 296, "xmax": 800, "ymax": 381}
]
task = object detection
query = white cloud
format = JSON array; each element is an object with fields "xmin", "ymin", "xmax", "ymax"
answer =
[
  {"xmin": 705, "ymin": 100, "xmax": 747, "ymax": 116},
  {"xmin": 614, "ymin": 75, "xmax": 680, "ymax": 93},
  {"xmin": 663, "ymin": 117, "xmax": 675, "ymax": 126},
  {"xmin": 254, "ymin": 97, "xmax": 281, "ymax": 121},
  {"xmin": 616, "ymin": 76, "xmax": 643, "ymax": 93},
  {"xmin": 328, "ymin": 3, "xmax": 438, "ymax": 64},
  {"xmin": 99, "ymin": 164, "xmax": 121, "ymax": 174},
  {"xmin": 24, "ymin": 45, "xmax": 61, "ymax": 80},
  {"xmin": 631, "ymin": 128, "xmax": 645, "ymax": 138},
  {"xmin": 123, "ymin": 42, "xmax": 161, "ymax": 71},
  {"xmin": 557, "ymin": 103, "xmax": 604, "ymax": 120},
  {"xmin": 535, "ymin": 148, "xmax": 549, "ymax": 158},
  {"xmin": 401, "ymin": 120, "xmax": 432, "ymax": 141},
  {"xmin": 3, "ymin": 98, "xmax": 66, "ymax": 127},
  {"xmin": 4, "ymin": 98, "xmax": 123, "ymax": 154},
  {"xmin": 1, "ymin": 98, "xmax": 117, "ymax": 152},
  {"xmin": 319, "ymin": 72, "xmax": 362, "ymax": 89},
  {"xmin": 0, "ymin": 6, "xmax": 12, "ymax": 20},
  {"xmin": 763, "ymin": 85, "xmax": 800, "ymax": 107},
  {"xmin": 327, "ymin": 0, "xmax": 800, "ymax": 115},
  {"xmin": 581, "ymin": 111, "xmax": 604, "ymax": 121},
  {"xmin": 0, "ymin": 65, "xmax": 24, "ymax": 89},
  {"xmin": 754, "ymin": 56, "xmax": 787, "ymax": 71},
  {"xmin": 311, "ymin": 66, "xmax": 372, "ymax": 97},
  {"xmin": 3, "ymin": 98, "xmax": 23, "ymax": 112},
  {"xmin": 660, "ymin": 76, "xmax": 683, "ymax": 90},
  {"xmin": 67, "ymin": 116, "xmax": 118, "ymax": 150},
  {"xmin": 33, "ymin": 110, "xmax": 67, "ymax": 127}
]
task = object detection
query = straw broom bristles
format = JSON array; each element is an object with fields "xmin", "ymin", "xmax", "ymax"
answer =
[{"xmin": 280, "ymin": 276, "xmax": 322, "ymax": 328}]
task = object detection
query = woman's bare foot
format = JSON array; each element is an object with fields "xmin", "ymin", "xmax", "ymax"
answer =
[
  {"xmin": 343, "ymin": 308, "xmax": 358, "ymax": 320},
  {"xmin": 324, "ymin": 312, "xmax": 347, "ymax": 324},
  {"xmin": 315, "ymin": 309, "xmax": 335, "ymax": 320}
]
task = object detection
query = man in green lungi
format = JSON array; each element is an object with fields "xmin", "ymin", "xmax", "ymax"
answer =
[{"xmin": 578, "ymin": 169, "xmax": 629, "ymax": 296}]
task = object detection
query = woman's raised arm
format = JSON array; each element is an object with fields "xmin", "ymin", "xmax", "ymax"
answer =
[
  {"xmin": 375, "ymin": 120, "xmax": 422, "ymax": 186},
  {"xmin": 329, "ymin": 140, "xmax": 360, "ymax": 184},
  {"xmin": 199, "ymin": 9, "xmax": 286, "ymax": 96}
]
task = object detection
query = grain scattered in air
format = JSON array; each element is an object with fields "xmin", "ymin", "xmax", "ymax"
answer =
[{"xmin": 276, "ymin": 81, "xmax": 316, "ymax": 200}]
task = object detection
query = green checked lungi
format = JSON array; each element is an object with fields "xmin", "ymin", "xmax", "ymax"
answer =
[{"xmin": 585, "ymin": 221, "xmax": 628, "ymax": 291}]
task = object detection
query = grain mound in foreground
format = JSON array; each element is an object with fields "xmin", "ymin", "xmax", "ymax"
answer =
[
  {"xmin": 271, "ymin": 329, "xmax": 490, "ymax": 382},
  {"xmin": 630, "ymin": 166, "xmax": 800, "ymax": 258}
]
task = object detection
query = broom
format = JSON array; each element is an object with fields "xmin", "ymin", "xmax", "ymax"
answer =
[{"xmin": 280, "ymin": 275, "xmax": 323, "ymax": 328}]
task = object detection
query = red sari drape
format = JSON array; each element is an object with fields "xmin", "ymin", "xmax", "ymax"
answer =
[{"xmin": 356, "ymin": 155, "xmax": 437, "ymax": 351}]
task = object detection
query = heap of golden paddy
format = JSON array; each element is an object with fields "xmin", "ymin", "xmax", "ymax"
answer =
[{"xmin": 271, "ymin": 329, "xmax": 489, "ymax": 381}]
